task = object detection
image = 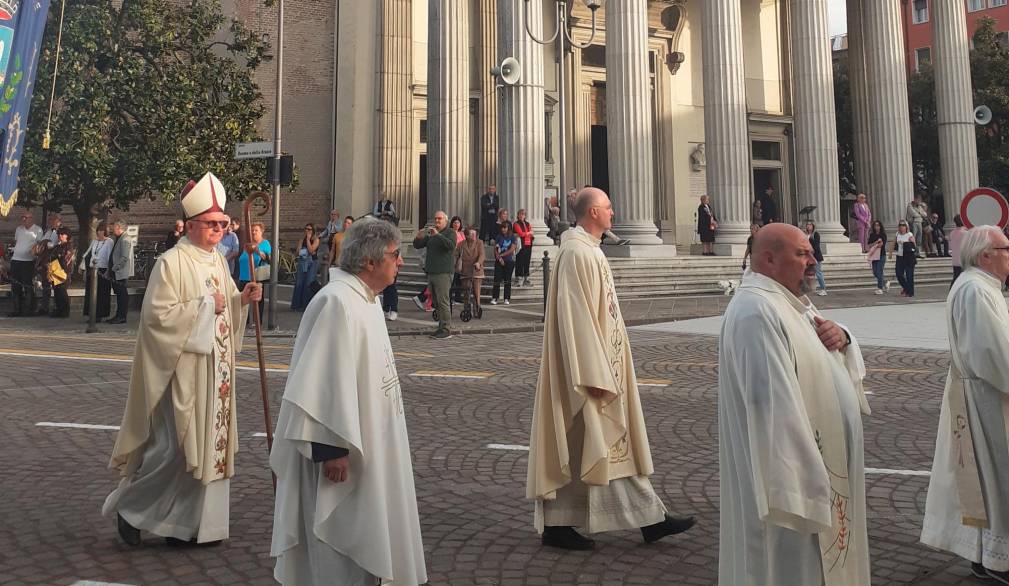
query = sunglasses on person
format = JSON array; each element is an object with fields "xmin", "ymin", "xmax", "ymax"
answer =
[{"xmin": 190, "ymin": 219, "xmax": 230, "ymax": 230}]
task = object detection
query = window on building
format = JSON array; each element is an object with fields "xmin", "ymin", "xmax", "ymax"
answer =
[
  {"xmin": 967, "ymin": 0, "xmax": 985, "ymax": 12},
  {"xmin": 913, "ymin": 0, "xmax": 929, "ymax": 24},
  {"xmin": 915, "ymin": 47, "xmax": 932, "ymax": 70},
  {"xmin": 992, "ymin": 0, "xmax": 1008, "ymax": 8},
  {"xmin": 419, "ymin": 119, "xmax": 427, "ymax": 144},
  {"xmin": 752, "ymin": 141, "xmax": 781, "ymax": 161}
]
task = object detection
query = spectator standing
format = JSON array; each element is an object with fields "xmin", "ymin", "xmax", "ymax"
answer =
[
  {"xmin": 751, "ymin": 199, "xmax": 763, "ymax": 227},
  {"xmin": 36, "ymin": 213, "xmax": 62, "ymax": 315},
  {"xmin": 318, "ymin": 209, "xmax": 342, "ymax": 248},
  {"xmin": 238, "ymin": 222, "xmax": 272, "ymax": 323},
  {"xmin": 805, "ymin": 221, "xmax": 827, "ymax": 296},
  {"xmin": 326, "ymin": 216, "xmax": 355, "ymax": 279},
  {"xmin": 905, "ymin": 196, "xmax": 928, "ymax": 258},
  {"xmin": 513, "ymin": 209, "xmax": 534, "ymax": 287},
  {"xmin": 449, "ymin": 216, "xmax": 466, "ymax": 302},
  {"xmin": 697, "ymin": 195, "xmax": 717, "ymax": 256},
  {"xmin": 290, "ymin": 224, "xmax": 321, "ymax": 311},
  {"xmin": 853, "ymin": 193, "xmax": 872, "ymax": 253},
  {"xmin": 108, "ymin": 220, "xmax": 135, "ymax": 324},
  {"xmin": 373, "ymin": 193, "xmax": 399, "ymax": 224},
  {"xmin": 949, "ymin": 214, "xmax": 967, "ymax": 283},
  {"xmin": 216, "ymin": 217, "xmax": 241, "ymax": 276},
  {"xmin": 479, "ymin": 186, "xmax": 500, "ymax": 243},
  {"xmin": 892, "ymin": 220, "xmax": 917, "ymax": 297},
  {"xmin": 82, "ymin": 222, "xmax": 114, "ymax": 319},
  {"xmin": 8, "ymin": 211, "xmax": 42, "ymax": 317},
  {"xmin": 742, "ymin": 224, "xmax": 759, "ymax": 271},
  {"xmin": 492, "ymin": 221, "xmax": 518, "ymax": 305},
  {"xmin": 928, "ymin": 213, "xmax": 949, "ymax": 257},
  {"xmin": 758, "ymin": 186, "xmax": 779, "ymax": 223},
  {"xmin": 49, "ymin": 227, "xmax": 74, "ymax": 318},
  {"xmin": 412, "ymin": 210, "xmax": 456, "ymax": 339},
  {"xmin": 456, "ymin": 226, "xmax": 485, "ymax": 315},
  {"xmin": 497, "ymin": 208, "xmax": 510, "ymax": 234},
  {"xmin": 164, "ymin": 219, "xmax": 185, "ymax": 250},
  {"xmin": 866, "ymin": 220, "xmax": 887, "ymax": 294},
  {"xmin": 228, "ymin": 218, "xmax": 242, "ymax": 282}
]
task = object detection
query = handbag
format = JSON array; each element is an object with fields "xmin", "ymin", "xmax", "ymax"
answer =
[
  {"xmin": 254, "ymin": 263, "xmax": 271, "ymax": 281},
  {"xmin": 49, "ymin": 259, "xmax": 67, "ymax": 285}
]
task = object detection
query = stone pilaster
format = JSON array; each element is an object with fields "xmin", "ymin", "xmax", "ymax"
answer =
[
  {"xmin": 701, "ymin": 0, "xmax": 750, "ymax": 244},
  {"xmin": 934, "ymin": 0, "xmax": 979, "ymax": 224},
  {"xmin": 847, "ymin": 0, "xmax": 876, "ymax": 204},
  {"xmin": 476, "ymin": 0, "xmax": 498, "ymax": 197},
  {"xmin": 375, "ymin": 0, "xmax": 414, "ymax": 227},
  {"xmin": 605, "ymin": 0, "xmax": 662, "ymax": 244},
  {"xmin": 427, "ymin": 0, "xmax": 470, "ymax": 222},
  {"xmin": 862, "ymin": 0, "xmax": 915, "ymax": 231},
  {"xmin": 571, "ymin": 47, "xmax": 592, "ymax": 194},
  {"xmin": 790, "ymin": 0, "xmax": 845, "ymax": 241},
  {"xmin": 497, "ymin": 0, "xmax": 548, "ymax": 241}
]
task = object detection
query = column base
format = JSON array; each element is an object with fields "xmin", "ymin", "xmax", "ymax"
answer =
[
  {"xmin": 602, "ymin": 244, "xmax": 678, "ymax": 258},
  {"xmin": 819, "ymin": 242, "xmax": 866, "ymax": 256},
  {"xmin": 611, "ymin": 221, "xmax": 664, "ymax": 245},
  {"xmin": 691, "ymin": 243, "xmax": 749, "ymax": 257}
]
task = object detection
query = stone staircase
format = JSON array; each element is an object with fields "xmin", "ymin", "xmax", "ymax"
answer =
[{"xmin": 397, "ymin": 246, "xmax": 957, "ymax": 302}]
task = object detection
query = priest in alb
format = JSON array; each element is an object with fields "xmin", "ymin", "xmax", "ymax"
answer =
[
  {"xmin": 104, "ymin": 172, "xmax": 262, "ymax": 546},
  {"xmin": 271, "ymin": 217, "xmax": 427, "ymax": 586},
  {"xmin": 527, "ymin": 187, "xmax": 696, "ymax": 551},
  {"xmin": 921, "ymin": 226, "xmax": 1009, "ymax": 583},
  {"xmin": 718, "ymin": 223, "xmax": 871, "ymax": 586}
]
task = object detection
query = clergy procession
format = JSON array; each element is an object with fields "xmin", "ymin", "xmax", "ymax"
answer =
[{"xmin": 63, "ymin": 178, "xmax": 1003, "ymax": 585}]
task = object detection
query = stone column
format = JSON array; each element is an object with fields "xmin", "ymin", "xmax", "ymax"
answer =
[
  {"xmin": 375, "ymin": 0, "xmax": 414, "ymax": 227},
  {"xmin": 476, "ymin": 0, "xmax": 498, "ymax": 195},
  {"xmin": 427, "ymin": 0, "xmax": 470, "ymax": 222},
  {"xmin": 934, "ymin": 0, "xmax": 980, "ymax": 225},
  {"xmin": 862, "ymin": 0, "xmax": 915, "ymax": 230},
  {"xmin": 497, "ymin": 0, "xmax": 547, "ymax": 240},
  {"xmin": 847, "ymin": 0, "xmax": 876, "ymax": 204},
  {"xmin": 790, "ymin": 0, "xmax": 846, "ymax": 242},
  {"xmin": 605, "ymin": 0, "xmax": 662, "ymax": 244},
  {"xmin": 571, "ymin": 47, "xmax": 592, "ymax": 193},
  {"xmin": 701, "ymin": 0, "xmax": 750, "ymax": 244}
]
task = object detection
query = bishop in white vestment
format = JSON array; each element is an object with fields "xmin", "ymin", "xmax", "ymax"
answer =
[
  {"xmin": 104, "ymin": 173, "xmax": 260, "ymax": 545},
  {"xmin": 271, "ymin": 217, "xmax": 427, "ymax": 586},
  {"xmin": 527, "ymin": 188, "xmax": 695, "ymax": 551},
  {"xmin": 922, "ymin": 226, "xmax": 1009, "ymax": 582},
  {"xmin": 718, "ymin": 223, "xmax": 871, "ymax": 586}
]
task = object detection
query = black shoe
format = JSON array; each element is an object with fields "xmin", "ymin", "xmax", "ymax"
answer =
[
  {"xmin": 430, "ymin": 329, "xmax": 452, "ymax": 340},
  {"xmin": 117, "ymin": 513, "xmax": 142, "ymax": 546},
  {"xmin": 541, "ymin": 526, "xmax": 595, "ymax": 551},
  {"xmin": 107, "ymin": 317, "xmax": 127, "ymax": 324},
  {"xmin": 641, "ymin": 513, "xmax": 697, "ymax": 544},
  {"xmin": 971, "ymin": 562, "xmax": 992, "ymax": 580},
  {"xmin": 6, "ymin": 311, "xmax": 20, "ymax": 317}
]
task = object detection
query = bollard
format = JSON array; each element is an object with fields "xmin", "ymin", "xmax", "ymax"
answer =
[
  {"xmin": 86, "ymin": 266, "xmax": 98, "ymax": 333},
  {"xmin": 541, "ymin": 250, "xmax": 550, "ymax": 323}
]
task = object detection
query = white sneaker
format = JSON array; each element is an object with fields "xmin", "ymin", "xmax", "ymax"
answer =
[
  {"xmin": 884, "ymin": 280, "xmax": 892, "ymax": 291},
  {"xmin": 504, "ymin": 300, "xmax": 510, "ymax": 305},
  {"xmin": 490, "ymin": 299, "xmax": 498, "ymax": 305},
  {"xmin": 412, "ymin": 296, "xmax": 424, "ymax": 311},
  {"xmin": 874, "ymin": 288, "xmax": 884, "ymax": 295},
  {"xmin": 816, "ymin": 289, "xmax": 827, "ymax": 296},
  {"xmin": 384, "ymin": 311, "xmax": 391, "ymax": 320},
  {"xmin": 388, "ymin": 311, "xmax": 398, "ymax": 321}
]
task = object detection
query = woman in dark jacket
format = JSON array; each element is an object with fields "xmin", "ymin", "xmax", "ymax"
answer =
[
  {"xmin": 697, "ymin": 195, "xmax": 717, "ymax": 256},
  {"xmin": 804, "ymin": 221, "xmax": 827, "ymax": 296}
]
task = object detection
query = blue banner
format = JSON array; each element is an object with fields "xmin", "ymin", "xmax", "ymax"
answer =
[{"xmin": 0, "ymin": 0, "xmax": 51, "ymax": 217}]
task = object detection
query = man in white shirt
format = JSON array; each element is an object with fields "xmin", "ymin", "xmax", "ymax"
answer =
[{"xmin": 8, "ymin": 211, "xmax": 43, "ymax": 317}]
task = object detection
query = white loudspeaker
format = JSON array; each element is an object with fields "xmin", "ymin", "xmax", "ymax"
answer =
[
  {"xmin": 975, "ymin": 105, "xmax": 993, "ymax": 126},
  {"xmin": 490, "ymin": 57, "xmax": 522, "ymax": 86}
]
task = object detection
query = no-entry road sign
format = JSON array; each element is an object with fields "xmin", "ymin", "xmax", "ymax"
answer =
[{"xmin": 960, "ymin": 187, "xmax": 1009, "ymax": 229}]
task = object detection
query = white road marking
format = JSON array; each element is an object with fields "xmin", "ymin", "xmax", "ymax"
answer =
[
  {"xmin": 36, "ymin": 422, "xmax": 120, "ymax": 431},
  {"xmin": 638, "ymin": 383, "xmax": 669, "ymax": 387},
  {"xmin": 865, "ymin": 468, "xmax": 930, "ymax": 477},
  {"xmin": 0, "ymin": 349, "xmax": 289, "ymax": 373},
  {"xmin": 70, "ymin": 582, "xmax": 137, "ymax": 586},
  {"xmin": 250, "ymin": 432, "xmax": 268, "ymax": 438},
  {"xmin": 486, "ymin": 444, "xmax": 529, "ymax": 451},
  {"xmin": 410, "ymin": 372, "xmax": 492, "ymax": 380}
]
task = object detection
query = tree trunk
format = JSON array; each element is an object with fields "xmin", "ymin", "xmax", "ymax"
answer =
[{"xmin": 73, "ymin": 198, "xmax": 102, "ymax": 266}]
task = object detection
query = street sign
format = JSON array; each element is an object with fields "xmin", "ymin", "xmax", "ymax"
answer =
[
  {"xmin": 234, "ymin": 141, "xmax": 275, "ymax": 160},
  {"xmin": 960, "ymin": 187, "xmax": 1009, "ymax": 229}
]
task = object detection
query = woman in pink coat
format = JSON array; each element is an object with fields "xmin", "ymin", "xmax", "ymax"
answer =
[{"xmin": 853, "ymin": 193, "xmax": 872, "ymax": 252}]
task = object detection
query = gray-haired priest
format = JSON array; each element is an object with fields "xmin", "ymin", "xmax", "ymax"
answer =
[
  {"xmin": 922, "ymin": 225, "xmax": 1009, "ymax": 583},
  {"xmin": 104, "ymin": 172, "xmax": 262, "ymax": 546},
  {"xmin": 271, "ymin": 217, "xmax": 427, "ymax": 586}
]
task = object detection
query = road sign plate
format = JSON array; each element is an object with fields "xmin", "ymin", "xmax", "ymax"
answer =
[
  {"xmin": 960, "ymin": 187, "xmax": 1009, "ymax": 229},
  {"xmin": 234, "ymin": 141, "xmax": 274, "ymax": 160}
]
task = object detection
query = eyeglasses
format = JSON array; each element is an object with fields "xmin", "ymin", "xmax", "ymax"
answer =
[
  {"xmin": 993, "ymin": 246, "xmax": 1009, "ymax": 252},
  {"xmin": 384, "ymin": 250, "xmax": 401, "ymax": 259},
  {"xmin": 190, "ymin": 220, "xmax": 229, "ymax": 230}
]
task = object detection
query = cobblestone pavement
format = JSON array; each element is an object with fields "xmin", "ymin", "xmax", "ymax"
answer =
[{"xmin": 0, "ymin": 321, "xmax": 984, "ymax": 585}]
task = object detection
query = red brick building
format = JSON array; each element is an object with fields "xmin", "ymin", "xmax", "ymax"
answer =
[{"xmin": 903, "ymin": 0, "xmax": 1009, "ymax": 73}]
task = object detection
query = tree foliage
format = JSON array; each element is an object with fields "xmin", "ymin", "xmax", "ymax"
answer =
[
  {"xmin": 971, "ymin": 17, "xmax": 1009, "ymax": 193},
  {"xmin": 17, "ymin": 0, "xmax": 271, "ymax": 246},
  {"xmin": 907, "ymin": 63, "xmax": 941, "ymax": 208},
  {"xmin": 832, "ymin": 55, "xmax": 856, "ymax": 196}
]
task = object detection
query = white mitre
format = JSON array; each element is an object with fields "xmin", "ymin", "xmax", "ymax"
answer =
[{"xmin": 180, "ymin": 172, "xmax": 227, "ymax": 219}]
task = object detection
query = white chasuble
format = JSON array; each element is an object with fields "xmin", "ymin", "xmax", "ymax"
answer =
[
  {"xmin": 104, "ymin": 238, "xmax": 246, "ymax": 542},
  {"xmin": 527, "ymin": 227, "xmax": 662, "ymax": 533},
  {"xmin": 922, "ymin": 268, "xmax": 1009, "ymax": 572},
  {"xmin": 271, "ymin": 269, "xmax": 426, "ymax": 586},
  {"xmin": 718, "ymin": 272, "xmax": 871, "ymax": 586}
]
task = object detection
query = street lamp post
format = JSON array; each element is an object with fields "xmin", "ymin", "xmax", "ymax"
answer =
[
  {"xmin": 268, "ymin": 0, "xmax": 284, "ymax": 330},
  {"xmin": 523, "ymin": 0, "xmax": 601, "ymax": 224}
]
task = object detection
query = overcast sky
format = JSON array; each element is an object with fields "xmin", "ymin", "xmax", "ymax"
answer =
[{"xmin": 829, "ymin": 0, "xmax": 848, "ymax": 36}]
